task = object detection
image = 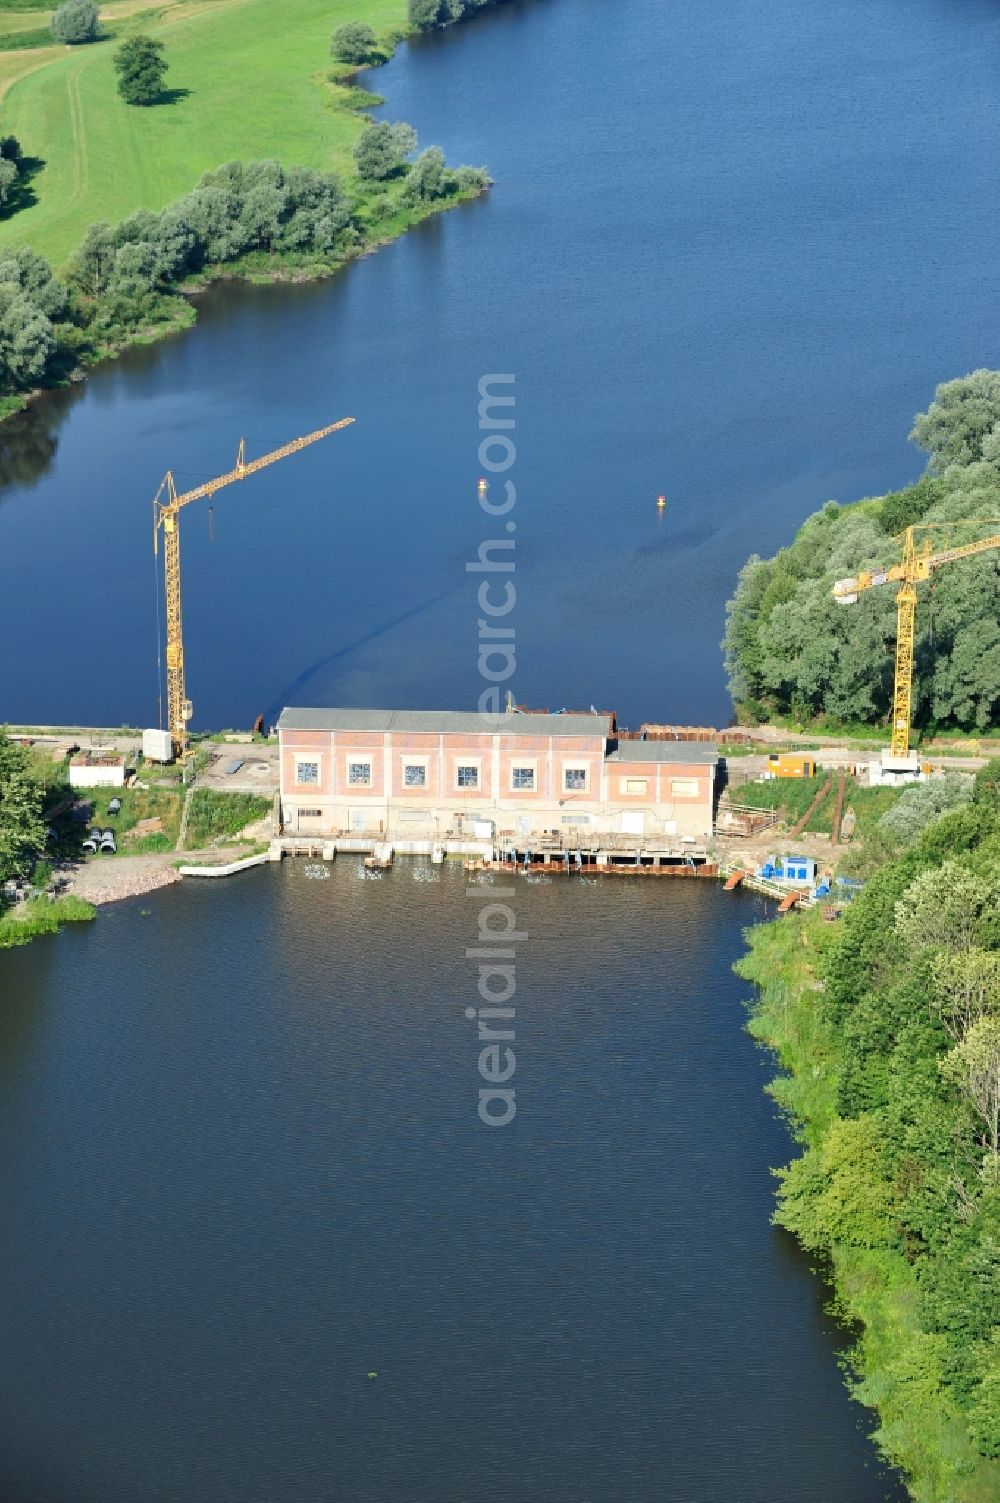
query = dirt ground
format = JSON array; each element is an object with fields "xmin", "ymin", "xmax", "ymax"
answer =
[
  {"xmin": 66, "ymin": 855, "xmax": 182, "ymax": 906},
  {"xmin": 65, "ymin": 845, "xmax": 254, "ymax": 906},
  {"xmin": 714, "ymin": 828, "xmax": 850, "ymax": 873}
]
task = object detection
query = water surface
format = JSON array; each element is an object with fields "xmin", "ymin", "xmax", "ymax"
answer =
[
  {"xmin": 0, "ymin": 1, "xmax": 994, "ymax": 1492},
  {"xmin": 0, "ymin": 0, "xmax": 997, "ymax": 728},
  {"xmin": 0, "ymin": 867, "xmax": 906, "ymax": 1502}
]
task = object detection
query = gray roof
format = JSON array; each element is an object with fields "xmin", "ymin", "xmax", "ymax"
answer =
[
  {"xmin": 606, "ymin": 740, "xmax": 718, "ymax": 764},
  {"xmin": 277, "ymin": 707, "xmax": 613, "ymax": 738}
]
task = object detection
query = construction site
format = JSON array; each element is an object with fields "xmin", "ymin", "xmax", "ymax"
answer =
[{"xmin": 5, "ymin": 427, "xmax": 998, "ymax": 916}]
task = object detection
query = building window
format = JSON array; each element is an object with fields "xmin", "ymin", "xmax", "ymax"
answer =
[
  {"xmin": 457, "ymin": 765, "xmax": 479, "ymax": 789},
  {"xmin": 298, "ymin": 808, "xmax": 322, "ymax": 819},
  {"xmin": 623, "ymin": 777, "xmax": 647, "ymax": 795},
  {"xmin": 296, "ymin": 760, "xmax": 319, "ymax": 785},
  {"xmin": 671, "ymin": 778, "xmax": 699, "ymax": 798},
  {"xmin": 348, "ymin": 761, "xmax": 371, "ymax": 786},
  {"xmin": 563, "ymin": 766, "xmax": 587, "ymax": 792},
  {"xmin": 403, "ymin": 763, "xmax": 427, "ymax": 788},
  {"xmin": 511, "ymin": 766, "xmax": 535, "ymax": 791}
]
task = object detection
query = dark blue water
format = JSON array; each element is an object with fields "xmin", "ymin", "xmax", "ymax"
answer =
[
  {"xmin": 0, "ymin": 0, "xmax": 997, "ymax": 731},
  {"xmin": 0, "ymin": 866, "xmax": 906, "ymax": 1502},
  {"xmin": 0, "ymin": 2, "xmax": 993, "ymax": 1492}
]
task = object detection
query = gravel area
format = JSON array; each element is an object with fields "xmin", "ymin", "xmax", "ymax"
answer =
[
  {"xmin": 64, "ymin": 845, "xmax": 255, "ymax": 906},
  {"xmin": 65, "ymin": 855, "xmax": 182, "ymax": 906}
]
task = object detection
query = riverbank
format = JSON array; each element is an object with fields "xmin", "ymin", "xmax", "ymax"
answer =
[
  {"xmin": 0, "ymin": 0, "xmax": 493, "ymax": 426},
  {"xmin": 736, "ymin": 763, "xmax": 1000, "ymax": 1502},
  {"xmin": 0, "ymin": 893, "xmax": 95, "ymax": 949},
  {"xmin": 65, "ymin": 854, "xmax": 182, "ymax": 908},
  {"xmin": 0, "ymin": 174, "xmax": 490, "ymax": 428},
  {"xmin": 0, "ymin": 1, "xmax": 412, "ymax": 265},
  {"xmin": 723, "ymin": 392, "xmax": 1000, "ymax": 745},
  {"xmin": 0, "ymin": 725, "xmax": 278, "ymax": 945}
]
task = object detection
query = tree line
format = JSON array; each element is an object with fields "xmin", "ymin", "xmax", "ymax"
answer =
[
  {"xmin": 724, "ymin": 371, "xmax": 1000, "ymax": 734},
  {"xmin": 408, "ymin": 0, "xmax": 521, "ymax": 30},
  {"xmin": 0, "ymin": 731, "xmax": 45, "ymax": 888},
  {"xmin": 0, "ymin": 134, "xmax": 488, "ymax": 408},
  {"xmin": 739, "ymin": 762, "xmax": 1000, "ymax": 1490}
]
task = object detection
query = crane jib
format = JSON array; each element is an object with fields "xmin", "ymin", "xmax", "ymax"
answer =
[{"xmin": 152, "ymin": 418, "xmax": 356, "ymax": 758}]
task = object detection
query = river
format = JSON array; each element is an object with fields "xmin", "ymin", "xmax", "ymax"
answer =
[
  {"xmin": 2, "ymin": 0, "xmax": 998, "ymax": 1495},
  {"xmin": 0, "ymin": 866, "xmax": 906, "ymax": 1503},
  {"xmin": 0, "ymin": 0, "xmax": 997, "ymax": 731}
]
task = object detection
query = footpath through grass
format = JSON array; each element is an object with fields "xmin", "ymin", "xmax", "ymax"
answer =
[{"xmin": 0, "ymin": 0, "xmax": 409, "ymax": 267}]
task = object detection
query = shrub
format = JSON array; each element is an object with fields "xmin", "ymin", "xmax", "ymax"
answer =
[{"xmin": 878, "ymin": 771, "xmax": 973, "ymax": 845}]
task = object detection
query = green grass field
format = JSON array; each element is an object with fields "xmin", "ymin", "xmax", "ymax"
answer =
[{"xmin": 0, "ymin": 0, "xmax": 409, "ymax": 267}]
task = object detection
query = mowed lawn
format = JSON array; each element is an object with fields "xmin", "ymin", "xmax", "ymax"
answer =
[{"xmin": 0, "ymin": 0, "xmax": 408, "ymax": 267}]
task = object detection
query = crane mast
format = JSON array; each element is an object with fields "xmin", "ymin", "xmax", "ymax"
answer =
[
  {"xmin": 153, "ymin": 418, "xmax": 355, "ymax": 758},
  {"xmin": 833, "ymin": 521, "xmax": 1000, "ymax": 757}
]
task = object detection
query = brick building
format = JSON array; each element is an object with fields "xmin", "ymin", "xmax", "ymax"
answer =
[{"xmin": 277, "ymin": 708, "xmax": 718, "ymax": 847}]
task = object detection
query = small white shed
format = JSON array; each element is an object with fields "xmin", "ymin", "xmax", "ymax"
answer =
[{"xmin": 69, "ymin": 753, "xmax": 126, "ymax": 789}]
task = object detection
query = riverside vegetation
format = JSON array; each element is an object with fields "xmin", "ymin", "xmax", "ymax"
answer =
[
  {"xmin": 724, "ymin": 371, "xmax": 1000, "ymax": 738},
  {"xmin": 738, "ymin": 761, "xmax": 1000, "ymax": 1501},
  {"xmin": 0, "ymin": 0, "xmax": 500, "ymax": 420},
  {"xmin": 729, "ymin": 371, "xmax": 1000, "ymax": 1496},
  {"xmin": 0, "ymin": 728, "xmax": 271, "ymax": 946},
  {"xmin": 0, "ymin": 728, "xmax": 95, "ymax": 947}
]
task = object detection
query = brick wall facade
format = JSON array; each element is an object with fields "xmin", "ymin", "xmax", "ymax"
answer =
[{"xmin": 279, "ymin": 716, "xmax": 716, "ymax": 845}]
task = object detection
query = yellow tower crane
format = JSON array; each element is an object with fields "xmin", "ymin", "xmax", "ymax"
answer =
[
  {"xmin": 833, "ymin": 520, "xmax": 1000, "ymax": 757},
  {"xmin": 153, "ymin": 418, "xmax": 355, "ymax": 759}
]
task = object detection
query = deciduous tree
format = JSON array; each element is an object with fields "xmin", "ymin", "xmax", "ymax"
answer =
[
  {"xmin": 71, "ymin": 221, "xmax": 116, "ymax": 298},
  {"xmin": 352, "ymin": 122, "xmax": 417, "ymax": 181},
  {"xmin": 409, "ymin": 0, "xmax": 448, "ymax": 27},
  {"xmin": 331, "ymin": 22, "xmax": 378, "ymax": 64},
  {"xmin": 941, "ymin": 1015, "xmax": 1000, "ymax": 1163},
  {"xmin": 895, "ymin": 861, "xmax": 992, "ymax": 955},
  {"xmin": 0, "ymin": 158, "xmax": 16, "ymax": 207},
  {"xmin": 406, "ymin": 146, "xmax": 447, "ymax": 201},
  {"xmin": 0, "ymin": 293, "xmax": 56, "ymax": 387},
  {"xmin": 114, "ymin": 36, "xmax": 168, "ymax": 106},
  {"xmin": 0, "ymin": 735, "xmax": 45, "ymax": 883},
  {"xmin": 51, "ymin": 0, "xmax": 99, "ymax": 44},
  {"xmin": 973, "ymin": 758, "xmax": 1000, "ymax": 812},
  {"xmin": 930, "ymin": 949, "xmax": 1000, "ymax": 1041},
  {"xmin": 911, "ymin": 369, "xmax": 1000, "ymax": 474}
]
